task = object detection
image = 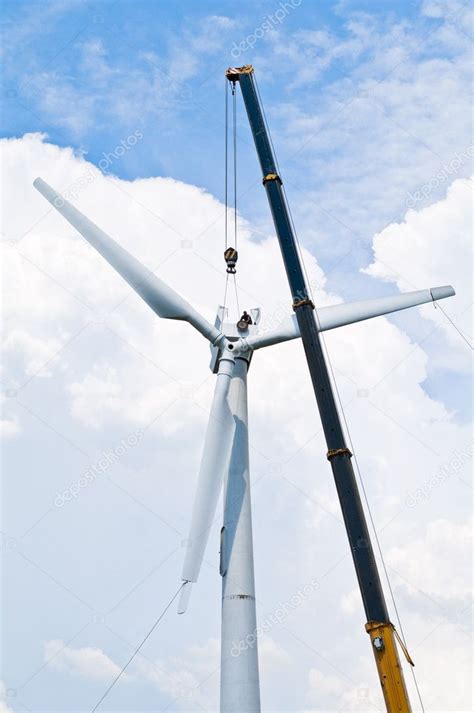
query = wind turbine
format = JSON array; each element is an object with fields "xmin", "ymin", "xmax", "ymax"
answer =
[{"xmin": 33, "ymin": 176, "xmax": 454, "ymax": 712}]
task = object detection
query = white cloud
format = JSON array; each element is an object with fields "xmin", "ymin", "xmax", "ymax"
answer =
[
  {"xmin": 66, "ymin": 360, "xmax": 196, "ymax": 432},
  {"xmin": 340, "ymin": 587, "xmax": 361, "ymax": 616},
  {"xmin": 408, "ymin": 617, "xmax": 473, "ymax": 709},
  {"xmin": 0, "ymin": 417, "xmax": 20, "ymax": 440},
  {"xmin": 307, "ymin": 667, "xmax": 344, "ymax": 700},
  {"xmin": 364, "ymin": 176, "xmax": 473, "ymax": 359},
  {"xmin": 44, "ymin": 639, "xmax": 124, "ymax": 681},
  {"xmin": 3, "ymin": 328, "xmax": 65, "ymax": 377},
  {"xmin": 251, "ymin": 1, "xmax": 473, "ymax": 273},
  {"xmin": 141, "ymin": 636, "xmax": 289, "ymax": 709},
  {"xmin": 258, "ymin": 637, "xmax": 290, "ymax": 673},
  {"xmin": 2, "ymin": 5, "xmax": 473, "ymax": 712},
  {"xmin": 12, "ymin": 14, "xmax": 238, "ymax": 137},
  {"xmin": 0, "ymin": 681, "xmax": 13, "ymax": 713},
  {"xmin": 306, "ymin": 668, "xmax": 381, "ymax": 711},
  {"xmin": 140, "ymin": 638, "xmax": 220, "ymax": 709},
  {"xmin": 0, "ymin": 390, "xmax": 20, "ymax": 439},
  {"xmin": 388, "ymin": 517, "xmax": 473, "ymax": 602},
  {"xmin": 2, "ymin": 133, "xmax": 472, "ymax": 712},
  {"xmin": 67, "ymin": 364, "xmax": 124, "ymax": 429}
]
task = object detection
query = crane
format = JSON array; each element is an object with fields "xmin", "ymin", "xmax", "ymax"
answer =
[
  {"xmin": 226, "ymin": 63, "xmax": 416, "ymax": 713},
  {"xmin": 32, "ymin": 65, "xmax": 455, "ymax": 712}
]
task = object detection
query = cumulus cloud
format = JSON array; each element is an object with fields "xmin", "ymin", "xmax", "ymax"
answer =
[
  {"xmin": 2, "ymin": 133, "xmax": 472, "ymax": 712},
  {"xmin": 138, "ymin": 638, "xmax": 220, "ymax": 709},
  {"xmin": 7, "ymin": 14, "xmax": 238, "ymax": 137},
  {"xmin": 3, "ymin": 329, "xmax": 65, "ymax": 377},
  {"xmin": 138, "ymin": 636, "xmax": 289, "ymax": 710},
  {"xmin": 258, "ymin": 637, "xmax": 291, "ymax": 673},
  {"xmin": 388, "ymin": 517, "xmax": 473, "ymax": 602},
  {"xmin": 0, "ymin": 682, "xmax": 13, "ymax": 713},
  {"xmin": 251, "ymin": 0, "xmax": 473, "ymax": 275},
  {"xmin": 306, "ymin": 668, "xmax": 380, "ymax": 711},
  {"xmin": 365, "ymin": 177, "xmax": 473, "ymax": 359},
  {"xmin": 307, "ymin": 667, "xmax": 344, "ymax": 699},
  {"xmin": 44, "ymin": 639, "xmax": 124, "ymax": 681},
  {"xmin": 0, "ymin": 394, "xmax": 20, "ymax": 439},
  {"xmin": 0, "ymin": 417, "xmax": 20, "ymax": 440}
]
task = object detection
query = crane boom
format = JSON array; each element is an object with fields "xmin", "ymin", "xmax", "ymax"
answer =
[{"xmin": 227, "ymin": 65, "xmax": 412, "ymax": 712}]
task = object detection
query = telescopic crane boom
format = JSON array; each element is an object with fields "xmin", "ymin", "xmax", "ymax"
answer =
[{"xmin": 226, "ymin": 64, "xmax": 412, "ymax": 713}]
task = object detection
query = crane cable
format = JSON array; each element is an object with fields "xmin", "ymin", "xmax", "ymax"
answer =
[
  {"xmin": 233, "ymin": 82, "xmax": 238, "ymax": 252},
  {"xmin": 253, "ymin": 71, "xmax": 426, "ymax": 712},
  {"xmin": 434, "ymin": 300, "xmax": 473, "ymax": 350},
  {"xmin": 232, "ymin": 83, "xmax": 240, "ymax": 316},
  {"xmin": 223, "ymin": 79, "xmax": 230, "ymax": 315},
  {"xmin": 222, "ymin": 77, "xmax": 240, "ymax": 319},
  {"xmin": 224, "ymin": 78, "xmax": 229, "ymax": 252}
]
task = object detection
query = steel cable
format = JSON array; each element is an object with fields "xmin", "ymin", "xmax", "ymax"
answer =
[{"xmin": 91, "ymin": 582, "xmax": 185, "ymax": 712}]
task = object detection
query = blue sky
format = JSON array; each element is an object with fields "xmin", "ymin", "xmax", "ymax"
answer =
[
  {"xmin": 3, "ymin": 6, "xmax": 471, "ymax": 273},
  {"xmin": 3, "ymin": 0, "xmax": 471, "ymax": 415},
  {"xmin": 1, "ymin": 1, "xmax": 472, "ymax": 712},
  {"xmin": 1, "ymin": 1, "xmax": 454, "ymax": 200}
]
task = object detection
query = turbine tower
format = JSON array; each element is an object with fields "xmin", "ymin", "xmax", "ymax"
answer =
[{"xmin": 33, "ymin": 169, "xmax": 454, "ymax": 713}]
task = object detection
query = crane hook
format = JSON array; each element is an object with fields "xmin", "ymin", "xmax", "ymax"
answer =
[{"xmin": 224, "ymin": 247, "xmax": 238, "ymax": 274}]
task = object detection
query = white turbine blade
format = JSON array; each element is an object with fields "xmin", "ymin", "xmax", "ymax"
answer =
[
  {"xmin": 178, "ymin": 581, "xmax": 192, "ymax": 614},
  {"xmin": 179, "ymin": 357, "xmax": 235, "ymax": 612},
  {"xmin": 316, "ymin": 286, "xmax": 456, "ymax": 332},
  {"xmin": 245, "ymin": 286, "xmax": 455, "ymax": 350},
  {"xmin": 33, "ymin": 177, "xmax": 221, "ymax": 344},
  {"xmin": 243, "ymin": 314, "xmax": 300, "ymax": 351}
]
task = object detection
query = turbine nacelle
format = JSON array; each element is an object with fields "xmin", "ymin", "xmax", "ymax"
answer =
[{"xmin": 209, "ymin": 306, "xmax": 261, "ymax": 373}]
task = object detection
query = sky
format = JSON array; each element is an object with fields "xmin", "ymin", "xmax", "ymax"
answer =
[{"xmin": 0, "ymin": 1, "xmax": 473, "ymax": 712}]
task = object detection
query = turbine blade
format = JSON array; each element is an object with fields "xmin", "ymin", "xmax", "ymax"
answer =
[
  {"xmin": 316, "ymin": 286, "xmax": 456, "ymax": 332},
  {"xmin": 177, "ymin": 581, "xmax": 192, "ymax": 615},
  {"xmin": 245, "ymin": 286, "xmax": 456, "ymax": 350},
  {"xmin": 33, "ymin": 177, "xmax": 221, "ymax": 344},
  {"xmin": 180, "ymin": 356, "xmax": 235, "ymax": 609},
  {"xmin": 244, "ymin": 314, "xmax": 299, "ymax": 350}
]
